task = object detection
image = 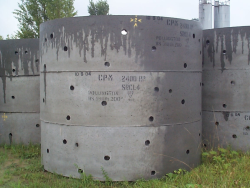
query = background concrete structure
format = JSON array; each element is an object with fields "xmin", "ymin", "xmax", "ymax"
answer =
[
  {"xmin": 40, "ymin": 15, "xmax": 202, "ymax": 181},
  {"xmin": 0, "ymin": 39, "xmax": 40, "ymax": 145},
  {"xmin": 214, "ymin": 0, "xmax": 230, "ymax": 28},
  {"xmin": 199, "ymin": 0, "xmax": 212, "ymax": 30},
  {"xmin": 202, "ymin": 26, "xmax": 250, "ymax": 151}
]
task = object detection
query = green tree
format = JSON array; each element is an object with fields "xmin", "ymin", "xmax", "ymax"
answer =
[
  {"xmin": 88, "ymin": 0, "xmax": 109, "ymax": 15},
  {"xmin": 13, "ymin": 0, "xmax": 77, "ymax": 39},
  {"xmin": 6, "ymin": 34, "xmax": 18, "ymax": 40},
  {"xmin": 0, "ymin": 35, "xmax": 3, "ymax": 40}
]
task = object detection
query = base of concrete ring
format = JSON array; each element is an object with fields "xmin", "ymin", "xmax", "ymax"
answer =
[
  {"xmin": 41, "ymin": 121, "xmax": 201, "ymax": 181},
  {"xmin": 202, "ymin": 111, "xmax": 250, "ymax": 151},
  {"xmin": 0, "ymin": 113, "xmax": 40, "ymax": 145}
]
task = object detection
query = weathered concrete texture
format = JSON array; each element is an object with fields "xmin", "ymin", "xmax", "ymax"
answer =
[
  {"xmin": 41, "ymin": 121, "xmax": 202, "ymax": 181},
  {"xmin": 0, "ymin": 39, "xmax": 40, "ymax": 145},
  {"xmin": 0, "ymin": 76, "xmax": 40, "ymax": 112},
  {"xmin": 203, "ymin": 27, "xmax": 250, "ymax": 151},
  {"xmin": 203, "ymin": 111, "xmax": 250, "ymax": 151},
  {"xmin": 41, "ymin": 71, "xmax": 202, "ymax": 126},
  {"xmin": 0, "ymin": 113, "xmax": 40, "ymax": 145},
  {"xmin": 40, "ymin": 15, "xmax": 202, "ymax": 180}
]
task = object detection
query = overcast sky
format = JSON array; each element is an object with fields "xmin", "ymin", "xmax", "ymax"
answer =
[{"xmin": 0, "ymin": 0, "xmax": 249, "ymax": 39}]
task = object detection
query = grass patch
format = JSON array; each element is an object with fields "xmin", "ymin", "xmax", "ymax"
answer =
[{"xmin": 0, "ymin": 144, "xmax": 250, "ymax": 187}]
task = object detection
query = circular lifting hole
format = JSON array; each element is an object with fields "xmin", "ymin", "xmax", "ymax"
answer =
[
  {"xmin": 232, "ymin": 134, "xmax": 237, "ymax": 139},
  {"xmin": 145, "ymin": 140, "xmax": 150, "ymax": 146},
  {"xmin": 169, "ymin": 89, "xmax": 172, "ymax": 93},
  {"xmin": 70, "ymin": 85, "xmax": 74, "ymax": 90},
  {"xmin": 104, "ymin": 62, "xmax": 110, "ymax": 67},
  {"xmin": 152, "ymin": 46, "xmax": 156, "ymax": 51},
  {"xmin": 104, "ymin": 156, "xmax": 110, "ymax": 161},
  {"xmin": 9, "ymin": 133, "xmax": 12, "ymax": 136},
  {"xmin": 25, "ymin": 51, "xmax": 28, "ymax": 54},
  {"xmin": 15, "ymin": 51, "xmax": 18, "ymax": 55},
  {"xmin": 223, "ymin": 50, "xmax": 226, "ymax": 54},
  {"xmin": 193, "ymin": 34, "xmax": 195, "ymax": 38},
  {"xmin": 78, "ymin": 169, "xmax": 83, "ymax": 173},
  {"xmin": 12, "ymin": 69, "xmax": 15, "ymax": 73},
  {"xmin": 215, "ymin": 122, "xmax": 219, "ymax": 126},
  {"xmin": 186, "ymin": 150, "xmax": 190, "ymax": 154},
  {"xmin": 149, "ymin": 116, "xmax": 154, "ymax": 122},
  {"xmin": 64, "ymin": 46, "xmax": 68, "ymax": 51},
  {"xmin": 184, "ymin": 63, "xmax": 187, "ymax": 68},
  {"xmin": 151, "ymin": 171, "xmax": 156, "ymax": 176},
  {"xmin": 231, "ymin": 81, "xmax": 235, "ymax": 85},
  {"xmin": 47, "ymin": 149, "xmax": 49, "ymax": 153},
  {"xmin": 121, "ymin": 29, "xmax": 128, "ymax": 35},
  {"xmin": 63, "ymin": 139, "xmax": 67, "ymax": 144},
  {"xmin": 66, "ymin": 115, "xmax": 70, "ymax": 120},
  {"xmin": 181, "ymin": 99, "xmax": 185, "ymax": 104},
  {"xmin": 223, "ymin": 104, "xmax": 227, "ymax": 108},
  {"xmin": 102, "ymin": 101, "xmax": 107, "ymax": 106},
  {"xmin": 206, "ymin": 40, "xmax": 210, "ymax": 44},
  {"xmin": 36, "ymin": 124, "xmax": 40, "ymax": 128},
  {"xmin": 11, "ymin": 96, "xmax": 15, "ymax": 99},
  {"xmin": 75, "ymin": 143, "xmax": 79, "ymax": 147},
  {"xmin": 50, "ymin": 33, "xmax": 53, "ymax": 39},
  {"xmin": 154, "ymin": 87, "xmax": 159, "ymax": 92}
]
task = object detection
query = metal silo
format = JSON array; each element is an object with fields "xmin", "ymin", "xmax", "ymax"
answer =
[
  {"xmin": 199, "ymin": 0, "xmax": 212, "ymax": 29},
  {"xmin": 40, "ymin": 15, "xmax": 202, "ymax": 181},
  {"xmin": 0, "ymin": 39, "xmax": 40, "ymax": 145},
  {"xmin": 203, "ymin": 27, "xmax": 250, "ymax": 151},
  {"xmin": 214, "ymin": 0, "xmax": 230, "ymax": 28}
]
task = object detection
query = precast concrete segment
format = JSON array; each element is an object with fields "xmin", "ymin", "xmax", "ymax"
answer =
[
  {"xmin": 0, "ymin": 76, "xmax": 40, "ymax": 112},
  {"xmin": 40, "ymin": 15, "xmax": 202, "ymax": 180},
  {"xmin": 40, "ymin": 16, "xmax": 202, "ymax": 72},
  {"xmin": 0, "ymin": 39, "xmax": 40, "ymax": 145},
  {"xmin": 41, "ymin": 72, "xmax": 202, "ymax": 126},
  {"xmin": 202, "ymin": 27, "xmax": 250, "ymax": 151},
  {"xmin": 203, "ymin": 111, "xmax": 250, "ymax": 151},
  {"xmin": 41, "ymin": 121, "xmax": 202, "ymax": 181},
  {"xmin": 0, "ymin": 113, "xmax": 40, "ymax": 145}
]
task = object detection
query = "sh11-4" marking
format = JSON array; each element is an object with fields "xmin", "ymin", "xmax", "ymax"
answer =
[{"xmin": 122, "ymin": 84, "xmax": 140, "ymax": 90}]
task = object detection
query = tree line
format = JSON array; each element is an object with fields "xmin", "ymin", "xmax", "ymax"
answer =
[{"xmin": 0, "ymin": 0, "xmax": 109, "ymax": 40}]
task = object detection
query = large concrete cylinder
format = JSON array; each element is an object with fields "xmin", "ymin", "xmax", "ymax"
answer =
[
  {"xmin": 203, "ymin": 27, "xmax": 250, "ymax": 151},
  {"xmin": 214, "ymin": 1, "xmax": 230, "ymax": 28},
  {"xmin": 0, "ymin": 39, "xmax": 40, "ymax": 145},
  {"xmin": 40, "ymin": 15, "xmax": 202, "ymax": 181},
  {"xmin": 199, "ymin": 0, "xmax": 212, "ymax": 30}
]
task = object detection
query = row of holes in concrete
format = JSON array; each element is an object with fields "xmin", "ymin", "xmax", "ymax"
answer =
[
  {"xmin": 206, "ymin": 40, "xmax": 227, "ymax": 55},
  {"xmin": 8, "ymin": 124, "xmax": 40, "ymax": 136},
  {"xmin": 14, "ymin": 51, "xmax": 28, "ymax": 55},
  {"xmin": 213, "ymin": 123, "xmax": 250, "ymax": 139},
  {"xmin": 201, "ymin": 81, "xmax": 236, "ymax": 86},
  {"xmin": 43, "ymin": 62, "xmax": 191, "ymax": 69},
  {"xmin": 46, "ymin": 137, "xmax": 193, "ymax": 176},
  {"xmin": 45, "ymin": 30, "xmax": 197, "ymax": 41},
  {"xmin": 69, "ymin": 85, "xmax": 172, "ymax": 93},
  {"xmin": 44, "ymin": 30, "xmax": 199, "ymax": 53}
]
